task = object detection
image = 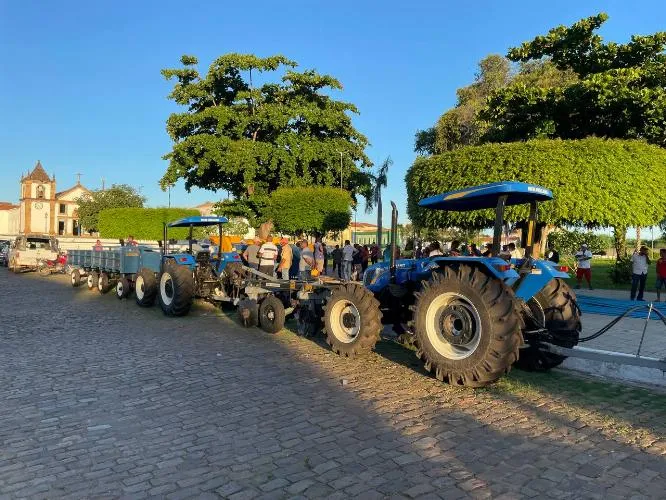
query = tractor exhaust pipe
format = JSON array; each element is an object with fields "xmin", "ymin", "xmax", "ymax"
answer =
[{"xmin": 389, "ymin": 201, "xmax": 398, "ymax": 283}]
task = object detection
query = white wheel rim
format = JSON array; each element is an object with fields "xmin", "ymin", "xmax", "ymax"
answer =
[
  {"xmin": 87, "ymin": 274, "xmax": 94, "ymax": 288},
  {"xmin": 425, "ymin": 292, "xmax": 482, "ymax": 360},
  {"xmin": 98, "ymin": 276, "xmax": 104, "ymax": 291},
  {"xmin": 71, "ymin": 272, "xmax": 77, "ymax": 284},
  {"xmin": 160, "ymin": 273, "xmax": 174, "ymax": 306},
  {"xmin": 116, "ymin": 281, "xmax": 124, "ymax": 297},
  {"xmin": 135, "ymin": 275, "xmax": 145, "ymax": 300},
  {"xmin": 329, "ymin": 299, "xmax": 360, "ymax": 343}
]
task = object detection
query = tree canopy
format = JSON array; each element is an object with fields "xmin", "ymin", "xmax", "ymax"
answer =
[
  {"xmin": 76, "ymin": 184, "xmax": 145, "ymax": 233},
  {"xmin": 414, "ymin": 55, "xmax": 576, "ymax": 155},
  {"xmin": 406, "ymin": 138, "xmax": 666, "ymax": 232},
  {"xmin": 267, "ymin": 186, "xmax": 352, "ymax": 236},
  {"xmin": 161, "ymin": 53, "xmax": 373, "ymax": 222},
  {"xmin": 482, "ymin": 13, "xmax": 666, "ymax": 145}
]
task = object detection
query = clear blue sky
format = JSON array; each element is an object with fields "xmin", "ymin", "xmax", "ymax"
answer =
[{"xmin": 1, "ymin": 0, "xmax": 664, "ymax": 224}]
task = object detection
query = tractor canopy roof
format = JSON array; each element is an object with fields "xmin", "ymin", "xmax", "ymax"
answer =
[
  {"xmin": 168, "ymin": 215, "xmax": 228, "ymax": 227},
  {"xmin": 418, "ymin": 181, "xmax": 553, "ymax": 211}
]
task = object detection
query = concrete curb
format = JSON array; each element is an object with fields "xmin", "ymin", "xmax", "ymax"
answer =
[{"xmin": 561, "ymin": 354, "xmax": 666, "ymax": 388}]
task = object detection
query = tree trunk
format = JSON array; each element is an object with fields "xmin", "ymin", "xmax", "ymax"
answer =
[
  {"xmin": 613, "ymin": 225, "xmax": 627, "ymax": 260},
  {"xmin": 635, "ymin": 227, "xmax": 641, "ymax": 251},
  {"xmin": 536, "ymin": 223, "xmax": 554, "ymax": 259},
  {"xmin": 376, "ymin": 195, "xmax": 382, "ymax": 247}
]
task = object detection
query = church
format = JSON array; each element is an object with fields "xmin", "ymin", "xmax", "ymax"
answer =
[{"xmin": 0, "ymin": 161, "xmax": 91, "ymax": 237}]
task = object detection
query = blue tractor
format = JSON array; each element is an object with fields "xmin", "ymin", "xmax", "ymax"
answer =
[
  {"xmin": 153, "ymin": 215, "xmax": 246, "ymax": 317},
  {"xmin": 349, "ymin": 181, "xmax": 581, "ymax": 387}
]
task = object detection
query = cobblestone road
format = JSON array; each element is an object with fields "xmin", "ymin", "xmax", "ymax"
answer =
[{"xmin": 1, "ymin": 268, "xmax": 665, "ymax": 499}]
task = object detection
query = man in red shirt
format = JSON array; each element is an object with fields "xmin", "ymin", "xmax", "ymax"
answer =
[{"xmin": 656, "ymin": 248, "xmax": 666, "ymax": 302}]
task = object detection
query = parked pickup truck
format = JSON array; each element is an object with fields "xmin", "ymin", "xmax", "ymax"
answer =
[{"xmin": 8, "ymin": 234, "xmax": 59, "ymax": 272}]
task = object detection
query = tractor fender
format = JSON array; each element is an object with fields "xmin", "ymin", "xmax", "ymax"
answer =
[
  {"xmin": 511, "ymin": 259, "xmax": 569, "ymax": 301},
  {"xmin": 163, "ymin": 253, "xmax": 197, "ymax": 271},
  {"xmin": 430, "ymin": 256, "xmax": 519, "ymax": 283}
]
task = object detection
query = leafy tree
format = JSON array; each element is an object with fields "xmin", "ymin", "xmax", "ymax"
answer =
[
  {"xmin": 365, "ymin": 156, "xmax": 392, "ymax": 245},
  {"xmin": 483, "ymin": 13, "xmax": 666, "ymax": 146},
  {"xmin": 160, "ymin": 53, "xmax": 373, "ymax": 222},
  {"xmin": 267, "ymin": 187, "xmax": 351, "ymax": 236},
  {"xmin": 406, "ymin": 138, "xmax": 666, "ymax": 256},
  {"xmin": 76, "ymin": 184, "xmax": 145, "ymax": 233},
  {"xmin": 414, "ymin": 56, "xmax": 574, "ymax": 155},
  {"xmin": 548, "ymin": 229, "xmax": 605, "ymax": 261}
]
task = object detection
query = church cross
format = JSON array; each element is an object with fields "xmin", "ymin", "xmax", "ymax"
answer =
[{"xmin": 76, "ymin": 173, "xmax": 82, "ymax": 184}]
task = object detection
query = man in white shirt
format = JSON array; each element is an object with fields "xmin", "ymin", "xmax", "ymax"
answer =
[
  {"xmin": 574, "ymin": 243, "xmax": 593, "ymax": 290},
  {"xmin": 258, "ymin": 237, "xmax": 278, "ymax": 277},
  {"xmin": 342, "ymin": 240, "xmax": 355, "ymax": 281},
  {"xmin": 630, "ymin": 246, "xmax": 651, "ymax": 301}
]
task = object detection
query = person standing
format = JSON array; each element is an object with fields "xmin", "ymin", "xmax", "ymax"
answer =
[
  {"xmin": 574, "ymin": 243, "xmax": 593, "ymax": 290},
  {"xmin": 93, "ymin": 239, "xmax": 103, "ymax": 251},
  {"xmin": 352, "ymin": 244, "xmax": 363, "ymax": 280},
  {"xmin": 370, "ymin": 243, "xmax": 379, "ymax": 264},
  {"xmin": 331, "ymin": 245, "xmax": 342, "ymax": 277},
  {"xmin": 630, "ymin": 245, "xmax": 651, "ymax": 301},
  {"xmin": 655, "ymin": 248, "xmax": 666, "ymax": 302},
  {"xmin": 322, "ymin": 242, "xmax": 328, "ymax": 275},
  {"xmin": 361, "ymin": 245, "xmax": 370, "ymax": 273},
  {"xmin": 277, "ymin": 237, "xmax": 293, "ymax": 280},
  {"xmin": 342, "ymin": 240, "xmax": 354, "ymax": 280},
  {"xmin": 313, "ymin": 237, "xmax": 325, "ymax": 275},
  {"xmin": 243, "ymin": 238, "xmax": 262, "ymax": 270},
  {"xmin": 298, "ymin": 240, "xmax": 315, "ymax": 280},
  {"xmin": 258, "ymin": 237, "xmax": 278, "ymax": 277}
]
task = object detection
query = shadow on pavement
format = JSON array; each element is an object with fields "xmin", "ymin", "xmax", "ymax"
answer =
[{"xmin": 1, "ymin": 269, "xmax": 664, "ymax": 499}]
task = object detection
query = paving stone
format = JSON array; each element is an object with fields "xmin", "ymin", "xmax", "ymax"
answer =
[{"xmin": 0, "ymin": 270, "xmax": 664, "ymax": 500}]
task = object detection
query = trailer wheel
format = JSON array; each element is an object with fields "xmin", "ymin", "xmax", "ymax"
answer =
[
  {"xmin": 238, "ymin": 299, "xmax": 259, "ymax": 328},
  {"xmin": 324, "ymin": 283, "xmax": 382, "ymax": 356},
  {"xmin": 158, "ymin": 264, "xmax": 194, "ymax": 316},
  {"xmin": 135, "ymin": 268, "xmax": 157, "ymax": 307},
  {"xmin": 516, "ymin": 278, "xmax": 581, "ymax": 371},
  {"xmin": 98, "ymin": 273, "xmax": 111, "ymax": 294},
  {"xmin": 412, "ymin": 265, "xmax": 521, "ymax": 387},
  {"xmin": 71, "ymin": 269, "xmax": 81, "ymax": 287},
  {"xmin": 87, "ymin": 271, "xmax": 99, "ymax": 290},
  {"xmin": 259, "ymin": 296, "xmax": 286, "ymax": 334},
  {"xmin": 116, "ymin": 277, "xmax": 131, "ymax": 300}
]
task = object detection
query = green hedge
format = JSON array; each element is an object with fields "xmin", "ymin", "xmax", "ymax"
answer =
[
  {"xmin": 268, "ymin": 187, "xmax": 352, "ymax": 235},
  {"xmin": 98, "ymin": 207, "xmax": 201, "ymax": 240},
  {"xmin": 406, "ymin": 138, "xmax": 666, "ymax": 230}
]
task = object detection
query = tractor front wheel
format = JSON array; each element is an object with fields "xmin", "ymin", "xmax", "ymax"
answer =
[
  {"xmin": 324, "ymin": 283, "xmax": 382, "ymax": 356},
  {"xmin": 412, "ymin": 265, "xmax": 521, "ymax": 387},
  {"xmin": 135, "ymin": 268, "xmax": 157, "ymax": 307},
  {"xmin": 516, "ymin": 278, "xmax": 581, "ymax": 371},
  {"xmin": 158, "ymin": 264, "xmax": 194, "ymax": 316}
]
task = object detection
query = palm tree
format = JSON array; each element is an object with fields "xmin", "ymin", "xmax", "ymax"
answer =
[{"xmin": 365, "ymin": 157, "xmax": 393, "ymax": 247}]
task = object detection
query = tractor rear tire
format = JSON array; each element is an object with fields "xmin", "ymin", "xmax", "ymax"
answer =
[
  {"xmin": 71, "ymin": 269, "xmax": 81, "ymax": 287},
  {"xmin": 259, "ymin": 296, "xmax": 286, "ymax": 334},
  {"xmin": 412, "ymin": 265, "xmax": 521, "ymax": 387},
  {"xmin": 98, "ymin": 273, "xmax": 111, "ymax": 294},
  {"xmin": 135, "ymin": 268, "xmax": 157, "ymax": 307},
  {"xmin": 158, "ymin": 264, "xmax": 194, "ymax": 316},
  {"xmin": 516, "ymin": 278, "xmax": 581, "ymax": 371},
  {"xmin": 324, "ymin": 283, "xmax": 382, "ymax": 357},
  {"xmin": 87, "ymin": 271, "xmax": 99, "ymax": 290},
  {"xmin": 238, "ymin": 298, "xmax": 259, "ymax": 328},
  {"xmin": 116, "ymin": 277, "xmax": 131, "ymax": 300}
]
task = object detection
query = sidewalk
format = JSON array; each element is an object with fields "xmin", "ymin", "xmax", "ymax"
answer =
[{"xmin": 576, "ymin": 288, "xmax": 666, "ymax": 360}]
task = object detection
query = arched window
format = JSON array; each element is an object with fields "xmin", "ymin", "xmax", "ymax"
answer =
[{"xmin": 37, "ymin": 185, "xmax": 45, "ymax": 199}]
